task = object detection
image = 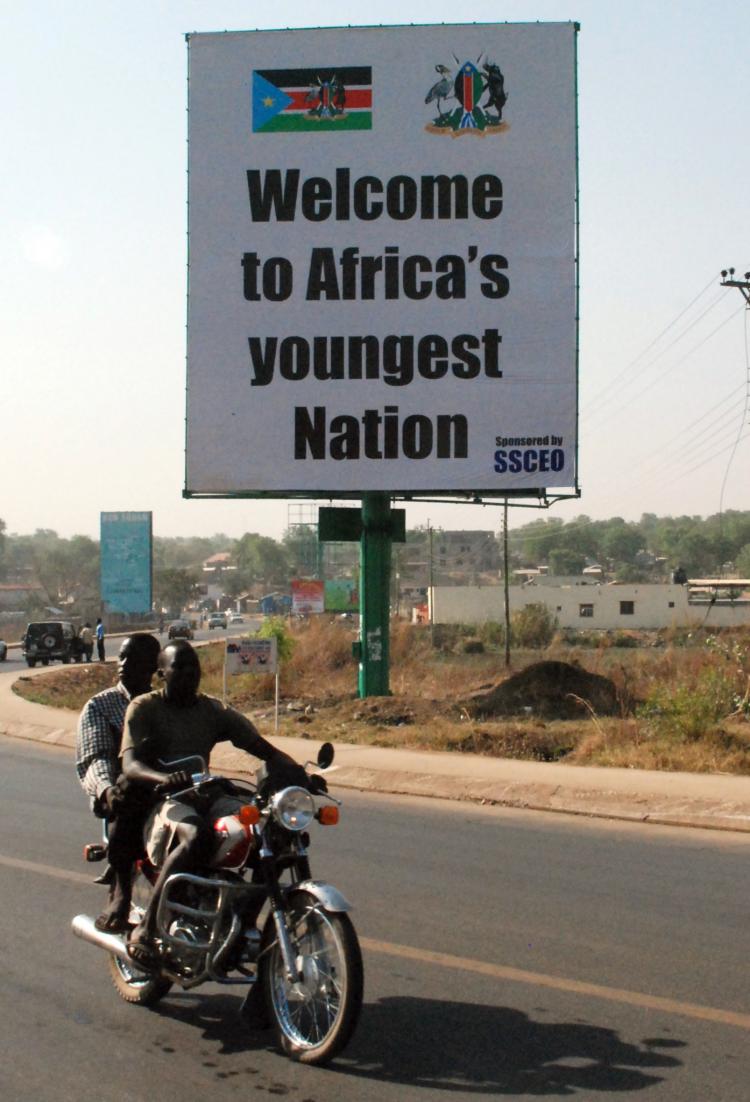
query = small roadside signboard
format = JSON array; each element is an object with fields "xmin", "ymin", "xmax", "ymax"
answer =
[
  {"xmin": 224, "ymin": 635, "xmax": 280, "ymax": 731},
  {"xmin": 226, "ymin": 636, "xmax": 278, "ymax": 675}
]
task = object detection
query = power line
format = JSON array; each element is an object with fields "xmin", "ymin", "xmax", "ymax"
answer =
[
  {"xmin": 625, "ymin": 390, "xmax": 748, "ymax": 485},
  {"xmin": 584, "ymin": 273, "xmax": 719, "ymax": 414},
  {"xmin": 586, "ymin": 301, "xmax": 744, "ymax": 433},
  {"xmin": 584, "ymin": 280, "xmax": 729, "ymax": 418}
]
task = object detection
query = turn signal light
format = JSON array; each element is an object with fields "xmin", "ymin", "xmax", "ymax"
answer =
[
  {"xmin": 317, "ymin": 806, "xmax": 339, "ymax": 826},
  {"xmin": 238, "ymin": 804, "xmax": 261, "ymax": 826}
]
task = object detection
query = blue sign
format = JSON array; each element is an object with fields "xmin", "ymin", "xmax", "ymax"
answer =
[{"xmin": 100, "ymin": 512, "xmax": 153, "ymax": 613}]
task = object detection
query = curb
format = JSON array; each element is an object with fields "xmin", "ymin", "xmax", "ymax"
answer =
[{"xmin": 6, "ymin": 713, "xmax": 748, "ymax": 835}]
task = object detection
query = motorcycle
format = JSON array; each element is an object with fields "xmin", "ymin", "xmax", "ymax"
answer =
[{"xmin": 72, "ymin": 743, "xmax": 363, "ymax": 1066}]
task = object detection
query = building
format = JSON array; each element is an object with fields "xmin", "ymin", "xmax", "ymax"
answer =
[{"xmin": 429, "ymin": 580, "xmax": 750, "ymax": 630}]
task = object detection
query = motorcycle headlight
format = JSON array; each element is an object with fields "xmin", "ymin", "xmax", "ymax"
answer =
[{"xmin": 270, "ymin": 786, "xmax": 315, "ymax": 831}]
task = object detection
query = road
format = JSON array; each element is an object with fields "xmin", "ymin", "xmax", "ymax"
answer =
[
  {"xmin": 0, "ymin": 619, "xmax": 264, "ymax": 669},
  {"xmin": 1, "ymin": 735, "xmax": 748, "ymax": 1101}
]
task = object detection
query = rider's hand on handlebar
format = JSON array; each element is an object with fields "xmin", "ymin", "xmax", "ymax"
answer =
[
  {"xmin": 267, "ymin": 755, "xmax": 309, "ymax": 791},
  {"xmin": 156, "ymin": 769, "xmax": 193, "ymax": 794}
]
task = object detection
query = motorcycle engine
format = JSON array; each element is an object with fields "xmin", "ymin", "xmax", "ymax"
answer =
[{"xmin": 166, "ymin": 916, "xmax": 210, "ymax": 974}]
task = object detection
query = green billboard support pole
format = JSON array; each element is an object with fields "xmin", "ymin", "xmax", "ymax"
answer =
[
  {"xmin": 358, "ymin": 493, "xmax": 392, "ymax": 697},
  {"xmin": 318, "ymin": 501, "xmax": 404, "ymax": 699}
]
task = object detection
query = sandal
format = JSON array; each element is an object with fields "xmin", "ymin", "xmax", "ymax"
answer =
[
  {"xmin": 94, "ymin": 911, "xmax": 130, "ymax": 934},
  {"xmin": 127, "ymin": 928, "xmax": 159, "ymax": 970}
]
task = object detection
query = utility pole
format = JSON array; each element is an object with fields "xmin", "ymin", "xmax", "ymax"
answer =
[
  {"xmin": 428, "ymin": 520, "xmax": 435, "ymax": 646},
  {"xmin": 720, "ymin": 267, "xmax": 750, "ymax": 305},
  {"xmin": 503, "ymin": 500, "xmax": 511, "ymax": 668},
  {"xmin": 717, "ymin": 267, "xmax": 750, "ymax": 575}
]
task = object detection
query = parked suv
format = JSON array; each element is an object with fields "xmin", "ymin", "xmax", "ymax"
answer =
[{"xmin": 23, "ymin": 621, "xmax": 80, "ymax": 667}]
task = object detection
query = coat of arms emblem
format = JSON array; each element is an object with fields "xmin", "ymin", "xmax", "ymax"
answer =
[{"xmin": 425, "ymin": 56, "xmax": 509, "ymax": 136}]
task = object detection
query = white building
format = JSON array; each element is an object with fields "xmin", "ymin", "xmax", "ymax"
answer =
[{"xmin": 429, "ymin": 581, "xmax": 750, "ymax": 630}]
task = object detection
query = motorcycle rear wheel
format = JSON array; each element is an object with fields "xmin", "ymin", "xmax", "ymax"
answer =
[
  {"xmin": 260, "ymin": 889, "xmax": 363, "ymax": 1065},
  {"xmin": 108, "ymin": 953, "xmax": 172, "ymax": 1006}
]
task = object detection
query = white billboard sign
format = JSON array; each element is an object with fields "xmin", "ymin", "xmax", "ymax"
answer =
[
  {"xmin": 186, "ymin": 23, "xmax": 578, "ymax": 497},
  {"xmin": 226, "ymin": 636, "xmax": 278, "ymax": 675}
]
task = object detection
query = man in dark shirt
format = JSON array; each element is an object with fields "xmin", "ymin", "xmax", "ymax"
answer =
[
  {"xmin": 121, "ymin": 639, "xmax": 307, "ymax": 968},
  {"xmin": 75, "ymin": 632, "xmax": 161, "ymax": 931}
]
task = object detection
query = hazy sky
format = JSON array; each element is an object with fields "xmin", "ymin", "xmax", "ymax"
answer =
[{"xmin": 3, "ymin": 1, "xmax": 748, "ymax": 543}]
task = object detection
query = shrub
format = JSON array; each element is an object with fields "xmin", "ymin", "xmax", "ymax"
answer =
[
  {"xmin": 639, "ymin": 665, "xmax": 739, "ymax": 742},
  {"xmin": 479, "ymin": 620, "xmax": 506, "ymax": 647},
  {"xmin": 258, "ymin": 617, "xmax": 295, "ymax": 663},
  {"xmin": 511, "ymin": 603, "xmax": 556, "ymax": 649}
]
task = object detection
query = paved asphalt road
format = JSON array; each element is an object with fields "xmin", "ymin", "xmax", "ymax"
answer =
[
  {"xmin": 1, "ymin": 735, "xmax": 748, "ymax": 1102},
  {"xmin": 0, "ymin": 618, "xmax": 263, "ymax": 666}
]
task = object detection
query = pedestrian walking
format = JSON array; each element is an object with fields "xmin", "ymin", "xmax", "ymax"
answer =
[
  {"xmin": 96, "ymin": 618, "xmax": 106, "ymax": 662},
  {"xmin": 79, "ymin": 622, "xmax": 94, "ymax": 663}
]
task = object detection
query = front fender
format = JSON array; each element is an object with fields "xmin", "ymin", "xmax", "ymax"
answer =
[{"xmin": 291, "ymin": 878, "xmax": 353, "ymax": 913}]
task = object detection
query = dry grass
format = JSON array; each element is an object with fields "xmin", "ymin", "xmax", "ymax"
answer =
[{"xmin": 12, "ymin": 620, "xmax": 750, "ymax": 775}]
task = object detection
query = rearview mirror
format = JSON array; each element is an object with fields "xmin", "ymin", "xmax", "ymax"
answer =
[{"xmin": 317, "ymin": 742, "xmax": 335, "ymax": 770}]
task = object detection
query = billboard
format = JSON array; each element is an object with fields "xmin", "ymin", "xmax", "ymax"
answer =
[
  {"xmin": 186, "ymin": 23, "xmax": 578, "ymax": 499},
  {"xmin": 324, "ymin": 579, "xmax": 359, "ymax": 612},
  {"xmin": 226, "ymin": 637, "xmax": 278, "ymax": 674},
  {"xmin": 291, "ymin": 578, "xmax": 325, "ymax": 615},
  {"xmin": 100, "ymin": 512, "xmax": 153, "ymax": 614}
]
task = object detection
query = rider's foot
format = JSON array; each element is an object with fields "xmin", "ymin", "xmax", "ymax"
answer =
[
  {"xmin": 94, "ymin": 910, "xmax": 130, "ymax": 934},
  {"xmin": 127, "ymin": 924, "xmax": 159, "ymax": 969}
]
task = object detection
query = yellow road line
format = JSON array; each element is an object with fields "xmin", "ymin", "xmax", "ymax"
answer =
[
  {"xmin": 361, "ymin": 937, "xmax": 750, "ymax": 1031},
  {"xmin": 5, "ymin": 853, "xmax": 748, "ymax": 1031},
  {"xmin": 0, "ymin": 853, "xmax": 92, "ymax": 884}
]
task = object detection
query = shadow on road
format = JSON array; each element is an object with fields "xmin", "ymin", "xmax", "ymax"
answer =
[
  {"xmin": 155, "ymin": 991, "xmax": 685, "ymax": 1094},
  {"xmin": 334, "ymin": 995, "xmax": 686, "ymax": 1094}
]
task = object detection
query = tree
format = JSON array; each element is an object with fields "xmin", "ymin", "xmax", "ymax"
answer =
[
  {"xmin": 234, "ymin": 533, "xmax": 289, "ymax": 588},
  {"xmin": 511, "ymin": 517, "xmax": 565, "ymax": 563},
  {"xmin": 282, "ymin": 525, "xmax": 319, "ymax": 578},
  {"xmin": 735, "ymin": 544, "xmax": 750, "ymax": 578},
  {"xmin": 153, "ymin": 568, "xmax": 198, "ymax": 614},
  {"xmin": 601, "ymin": 521, "xmax": 644, "ymax": 565},
  {"xmin": 153, "ymin": 535, "xmax": 229, "ymax": 571},
  {"xmin": 548, "ymin": 548, "xmax": 585, "ymax": 575},
  {"xmin": 0, "ymin": 517, "xmax": 6, "ymax": 580}
]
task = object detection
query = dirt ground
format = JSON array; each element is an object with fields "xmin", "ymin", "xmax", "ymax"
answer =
[{"xmin": 12, "ymin": 621, "xmax": 750, "ymax": 774}]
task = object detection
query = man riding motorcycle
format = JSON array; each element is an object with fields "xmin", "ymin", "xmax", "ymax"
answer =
[
  {"xmin": 120, "ymin": 639, "xmax": 308, "ymax": 969},
  {"xmin": 75, "ymin": 632, "xmax": 161, "ymax": 931}
]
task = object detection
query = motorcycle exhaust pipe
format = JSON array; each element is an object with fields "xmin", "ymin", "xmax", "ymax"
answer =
[{"xmin": 71, "ymin": 914, "xmax": 131, "ymax": 961}]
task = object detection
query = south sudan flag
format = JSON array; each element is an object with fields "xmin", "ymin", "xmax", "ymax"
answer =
[{"xmin": 252, "ymin": 67, "xmax": 372, "ymax": 133}]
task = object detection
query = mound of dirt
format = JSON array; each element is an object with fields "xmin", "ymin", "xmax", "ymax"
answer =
[{"xmin": 464, "ymin": 660, "xmax": 619, "ymax": 719}]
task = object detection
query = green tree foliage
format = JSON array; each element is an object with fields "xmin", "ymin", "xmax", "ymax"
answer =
[
  {"xmin": 282, "ymin": 525, "xmax": 320, "ymax": 578},
  {"xmin": 234, "ymin": 533, "xmax": 289, "ymax": 589},
  {"xmin": 4, "ymin": 529, "xmax": 99, "ymax": 606},
  {"xmin": 153, "ymin": 535, "xmax": 229, "ymax": 570},
  {"xmin": 548, "ymin": 548, "xmax": 586, "ymax": 576},
  {"xmin": 153, "ymin": 567, "xmax": 199, "ymax": 614},
  {"xmin": 736, "ymin": 544, "xmax": 750, "ymax": 578},
  {"xmin": 511, "ymin": 510, "xmax": 750, "ymax": 578},
  {"xmin": 601, "ymin": 519, "xmax": 645, "ymax": 564},
  {"xmin": 258, "ymin": 616, "xmax": 295, "ymax": 662}
]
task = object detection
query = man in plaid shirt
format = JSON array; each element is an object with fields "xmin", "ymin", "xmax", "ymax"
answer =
[{"xmin": 76, "ymin": 632, "xmax": 161, "ymax": 931}]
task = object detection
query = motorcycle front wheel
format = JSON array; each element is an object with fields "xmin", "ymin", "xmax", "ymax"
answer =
[
  {"xmin": 108, "ymin": 953, "xmax": 172, "ymax": 1006},
  {"xmin": 260, "ymin": 889, "xmax": 363, "ymax": 1065}
]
